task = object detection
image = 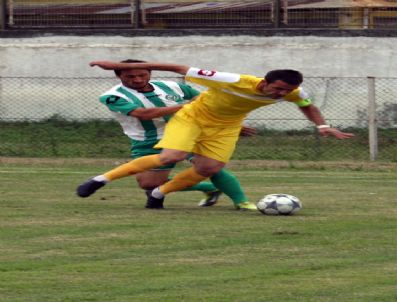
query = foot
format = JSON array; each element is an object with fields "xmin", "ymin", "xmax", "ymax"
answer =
[
  {"xmin": 145, "ymin": 190, "xmax": 165, "ymax": 209},
  {"xmin": 77, "ymin": 178, "xmax": 106, "ymax": 197},
  {"xmin": 198, "ymin": 190, "xmax": 222, "ymax": 207},
  {"xmin": 235, "ymin": 201, "xmax": 258, "ymax": 211}
]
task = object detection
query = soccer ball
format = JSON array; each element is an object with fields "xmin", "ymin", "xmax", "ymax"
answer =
[{"xmin": 257, "ymin": 194, "xmax": 302, "ymax": 215}]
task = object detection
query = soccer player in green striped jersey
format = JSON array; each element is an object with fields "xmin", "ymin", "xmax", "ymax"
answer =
[{"xmin": 79, "ymin": 59, "xmax": 253, "ymax": 210}]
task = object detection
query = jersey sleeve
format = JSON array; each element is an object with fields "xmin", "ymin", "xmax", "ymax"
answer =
[
  {"xmin": 99, "ymin": 94, "xmax": 139, "ymax": 115},
  {"xmin": 294, "ymin": 98, "xmax": 312, "ymax": 107},
  {"xmin": 283, "ymin": 87, "xmax": 312, "ymax": 107},
  {"xmin": 185, "ymin": 67, "xmax": 241, "ymax": 89},
  {"xmin": 177, "ymin": 83, "xmax": 201, "ymax": 100}
]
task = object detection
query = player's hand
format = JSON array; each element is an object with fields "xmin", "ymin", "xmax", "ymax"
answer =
[
  {"xmin": 318, "ymin": 127, "xmax": 354, "ymax": 139},
  {"xmin": 240, "ymin": 126, "xmax": 257, "ymax": 137},
  {"xmin": 89, "ymin": 61, "xmax": 118, "ymax": 70}
]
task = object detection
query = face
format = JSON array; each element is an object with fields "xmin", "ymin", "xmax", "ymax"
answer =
[
  {"xmin": 257, "ymin": 80, "xmax": 299, "ymax": 99},
  {"xmin": 118, "ymin": 68, "xmax": 151, "ymax": 91}
]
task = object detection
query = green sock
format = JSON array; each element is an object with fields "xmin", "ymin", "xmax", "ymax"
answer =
[
  {"xmin": 210, "ymin": 169, "xmax": 248, "ymax": 205},
  {"xmin": 179, "ymin": 180, "xmax": 216, "ymax": 192}
]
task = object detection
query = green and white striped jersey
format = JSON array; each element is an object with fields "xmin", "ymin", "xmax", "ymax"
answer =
[{"xmin": 99, "ymin": 81, "xmax": 200, "ymax": 146}]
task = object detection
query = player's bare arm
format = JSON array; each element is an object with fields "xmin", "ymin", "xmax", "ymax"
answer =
[
  {"xmin": 129, "ymin": 105, "xmax": 184, "ymax": 120},
  {"xmin": 90, "ymin": 61, "xmax": 190, "ymax": 75},
  {"xmin": 299, "ymin": 104, "xmax": 354, "ymax": 139}
]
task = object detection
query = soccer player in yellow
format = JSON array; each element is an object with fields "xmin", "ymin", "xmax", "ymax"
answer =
[{"xmin": 77, "ymin": 61, "xmax": 354, "ymax": 210}]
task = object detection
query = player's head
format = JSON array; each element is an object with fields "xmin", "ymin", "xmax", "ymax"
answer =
[
  {"xmin": 259, "ymin": 69, "xmax": 303, "ymax": 99},
  {"xmin": 265, "ymin": 70, "xmax": 303, "ymax": 86},
  {"xmin": 115, "ymin": 59, "xmax": 151, "ymax": 91}
]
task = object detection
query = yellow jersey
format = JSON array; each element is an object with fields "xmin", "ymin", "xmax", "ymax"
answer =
[{"xmin": 182, "ymin": 67, "xmax": 311, "ymax": 126}]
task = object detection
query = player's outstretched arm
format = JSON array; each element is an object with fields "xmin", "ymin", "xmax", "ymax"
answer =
[
  {"xmin": 129, "ymin": 105, "xmax": 184, "ymax": 120},
  {"xmin": 299, "ymin": 104, "xmax": 354, "ymax": 139},
  {"xmin": 89, "ymin": 61, "xmax": 190, "ymax": 75}
]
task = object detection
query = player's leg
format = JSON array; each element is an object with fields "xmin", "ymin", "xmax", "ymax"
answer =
[
  {"xmin": 77, "ymin": 112, "xmax": 201, "ymax": 198},
  {"xmin": 136, "ymin": 170, "xmax": 170, "ymax": 190},
  {"xmin": 181, "ymin": 178, "xmax": 221, "ymax": 204},
  {"xmin": 150, "ymin": 168, "xmax": 214, "ymax": 202},
  {"xmin": 146, "ymin": 113, "xmax": 211, "ymax": 202},
  {"xmin": 178, "ymin": 153, "xmax": 221, "ymax": 206},
  {"xmin": 145, "ymin": 114, "xmax": 253, "ymax": 210},
  {"xmin": 149, "ymin": 123, "xmax": 234, "ymax": 204},
  {"xmin": 137, "ymin": 169, "xmax": 220, "ymax": 208},
  {"xmin": 76, "ymin": 154, "xmax": 167, "ymax": 197},
  {"xmin": 136, "ymin": 170, "xmax": 170, "ymax": 209},
  {"xmin": 149, "ymin": 168, "xmax": 255, "ymax": 210},
  {"xmin": 191, "ymin": 126, "xmax": 257, "ymax": 211},
  {"xmin": 197, "ymin": 168, "xmax": 248, "ymax": 207},
  {"xmin": 138, "ymin": 169, "xmax": 217, "ymax": 209},
  {"xmin": 149, "ymin": 154, "xmax": 224, "ymax": 200},
  {"xmin": 207, "ymin": 168, "xmax": 255, "ymax": 210}
]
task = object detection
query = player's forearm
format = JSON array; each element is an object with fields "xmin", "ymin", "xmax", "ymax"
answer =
[
  {"xmin": 130, "ymin": 105, "xmax": 183, "ymax": 120},
  {"xmin": 299, "ymin": 104, "xmax": 354, "ymax": 139},
  {"xmin": 90, "ymin": 61, "xmax": 190, "ymax": 75},
  {"xmin": 144, "ymin": 63, "xmax": 190, "ymax": 75},
  {"xmin": 299, "ymin": 105, "xmax": 326, "ymax": 126}
]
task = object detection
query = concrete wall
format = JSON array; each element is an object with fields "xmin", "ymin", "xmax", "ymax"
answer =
[
  {"xmin": 0, "ymin": 35, "xmax": 397, "ymax": 78},
  {"xmin": 1, "ymin": 34, "xmax": 397, "ymax": 128}
]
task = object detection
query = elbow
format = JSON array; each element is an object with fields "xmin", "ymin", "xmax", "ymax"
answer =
[{"xmin": 175, "ymin": 66, "xmax": 190, "ymax": 75}]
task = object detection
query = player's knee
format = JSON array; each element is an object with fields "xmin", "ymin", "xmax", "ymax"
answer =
[
  {"xmin": 159, "ymin": 151, "xmax": 187, "ymax": 165},
  {"xmin": 193, "ymin": 155, "xmax": 225, "ymax": 177},
  {"xmin": 136, "ymin": 178, "xmax": 156, "ymax": 190},
  {"xmin": 136, "ymin": 176, "xmax": 164, "ymax": 190},
  {"xmin": 195, "ymin": 165, "xmax": 223, "ymax": 177}
]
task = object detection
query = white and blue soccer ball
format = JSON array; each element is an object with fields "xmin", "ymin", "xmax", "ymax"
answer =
[{"xmin": 257, "ymin": 194, "xmax": 302, "ymax": 215}]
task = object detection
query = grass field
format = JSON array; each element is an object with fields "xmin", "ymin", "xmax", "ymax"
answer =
[{"xmin": 1, "ymin": 160, "xmax": 397, "ymax": 302}]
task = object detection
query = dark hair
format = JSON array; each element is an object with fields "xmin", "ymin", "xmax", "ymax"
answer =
[
  {"xmin": 264, "ymin": 69, "xmax": 303, "ymax": 85},
  {"xmin": 114, "ymin": 59, "xmax": 148, "ymax": 76}
]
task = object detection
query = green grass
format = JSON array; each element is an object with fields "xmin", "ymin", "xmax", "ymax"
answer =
[
  {"xmin": 1, "ymin": 161, "xmax": 397, "ymax": 301},
  {"xmin": 2, "ymin": 120, "xmax": 397, "ymax": 161}
]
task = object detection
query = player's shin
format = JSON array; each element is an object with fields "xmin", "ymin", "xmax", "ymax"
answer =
[
  {"xmin": 104, "ymin": 155, "xmax": 162, "ymax": 181},
  {"xmin": 181, "ymin": 181, "xmax": 216, "ymax": 192},
  {"xmin": 159, "ymin": 167, "xmax": 208, "ymax": 194},
  {"xmin": 210, "ymin": 169, "xmax": 248, "ymax": 205}
]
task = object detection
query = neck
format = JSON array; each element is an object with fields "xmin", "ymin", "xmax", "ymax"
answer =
[
  {"xmin": 131, "ymin": 83, "xmax": 154, "ymax": 93},
  {"xmin": 256, "ymin": 81, "xmax": 266, "ymax": 94}
]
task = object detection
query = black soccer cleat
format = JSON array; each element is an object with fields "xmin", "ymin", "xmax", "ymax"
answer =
[
  {"xmin": 145, "ymin": 190, "xmax": 165, "ymax": 209},
  {"xmin": 77, "ymin": 179, "xmax": 106, "ymax": 198},
  {"xmin": 198, "ymin": 190, "xmax": 222, "ymax": 207}
]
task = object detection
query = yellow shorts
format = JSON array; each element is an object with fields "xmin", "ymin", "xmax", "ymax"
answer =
[{"xmin": 154, "ymin": 111, "xmax": 241, "ymax": 163}]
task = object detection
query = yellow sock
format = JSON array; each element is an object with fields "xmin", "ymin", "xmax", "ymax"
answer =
[
  {"xmin": 159, "ymin": 167, "xmax": 207, "ymax": 194},
  {"xmin": 104, "ymin": 155, "xmax": 162, "ymax": 181}
]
